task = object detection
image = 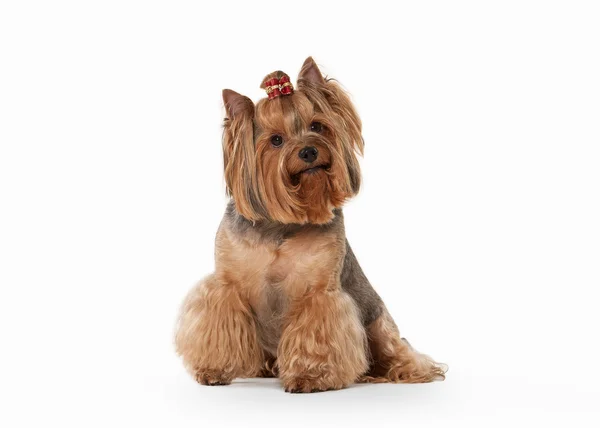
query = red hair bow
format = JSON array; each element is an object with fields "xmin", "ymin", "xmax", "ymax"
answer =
[{"xmin": 264, "ymin": 75, "xmax": 294, "ymax": 100}]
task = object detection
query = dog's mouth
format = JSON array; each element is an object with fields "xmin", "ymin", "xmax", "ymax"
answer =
[{"xmin": 291, "ymin": 163, "xmax": 331, "ymax": 184}]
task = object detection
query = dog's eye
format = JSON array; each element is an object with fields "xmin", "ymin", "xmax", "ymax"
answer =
[
  {"xmin": 270, "ymin": 135, "xmax": 283, "ymax": 147},
  {"xmin": 310, "ymin": 122, "xmax": 323, "ymax": 133}
]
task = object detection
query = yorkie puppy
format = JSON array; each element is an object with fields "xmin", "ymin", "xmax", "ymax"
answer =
[{"xmin": 176, "ymin": 57, "xmax": 447, "ymax": 393}]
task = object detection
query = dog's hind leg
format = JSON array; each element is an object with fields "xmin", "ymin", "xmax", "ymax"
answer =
[
  {"xmin": 175, "ymin": 275, "xmax": 263, "ymax": 385},
  {"xmin": 257, "ymin": 354, "xmax": 278, "ymax": 378},
  {"xmin": 359, "ymin": 308, "xmax": 447, "ymax": 384}
]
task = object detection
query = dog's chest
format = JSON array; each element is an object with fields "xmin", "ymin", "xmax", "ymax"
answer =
[
  {"xmin": 225, "ymin": 218, "xmax": 339, "ymax": 355},
  {"xmin": 252, "ymin": 280, "xmax": 287, "ymax": 356},
  {"xmin": 250, "ymin": 234, "xmax": 329, "ymax": 356},
  {"xmin": 251, "ymin": 241, "xmax": 301, "ymax": 356}
]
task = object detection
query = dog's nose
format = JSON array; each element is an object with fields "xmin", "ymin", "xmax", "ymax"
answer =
[{"xmin": 298, "ymin": 146, "xmax": 318, "ymax": 163}]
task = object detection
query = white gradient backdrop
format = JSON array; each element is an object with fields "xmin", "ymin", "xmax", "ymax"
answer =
[{"xmin": 1, "ymin": 1, "xmax": 599, "ymax": 427}]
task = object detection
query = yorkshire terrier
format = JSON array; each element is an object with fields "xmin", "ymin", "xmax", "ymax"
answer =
[{"xmin": 175, "ymin": 57, "xmax": 447, "ymax": 393}]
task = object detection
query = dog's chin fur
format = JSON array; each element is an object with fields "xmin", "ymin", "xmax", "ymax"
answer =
[
  {"xmin": 294, "ymin": 169, "xmax": 337, "ymax": 224},
  {"xmin": 258, "ymin": 164, "xmax": 350, "ymax": 225}
]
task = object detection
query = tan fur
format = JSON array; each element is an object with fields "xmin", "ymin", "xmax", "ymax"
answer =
[
  {"xmin": 175, "ymin": 275, "xmax": 264, "ymax": 384},
  {"xmin": 175, "ymin": 57, "xmax": 447, "ymax": 393},
  {"xmin": 257, "ymin": 354, "xmax": 278, "ymax": 378},
  {"xmin": 278, "ymin": 289, "xmax": 368, "ymax": 392},
  {"xmin": 359, "ymin": 310, "xmax": 447, "ymax": 384},
  {"xmin": 176, "ymin": 212, "xmax": 368, "ymax": 391}
]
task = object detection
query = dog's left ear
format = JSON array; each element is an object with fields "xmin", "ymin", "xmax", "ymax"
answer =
[{"xmin": 298, "ymin": 56, "xmax": 325, "ymax": 86}]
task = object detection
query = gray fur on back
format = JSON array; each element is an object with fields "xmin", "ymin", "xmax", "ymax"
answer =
[{"xmin": 340, "ymin": 241, "xmax": 383, "ymax": 326}]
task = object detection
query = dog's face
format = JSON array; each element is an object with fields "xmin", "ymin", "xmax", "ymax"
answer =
[{"xmin": 222, "ymin": 57, "xmax": 363, "ymax": 224}]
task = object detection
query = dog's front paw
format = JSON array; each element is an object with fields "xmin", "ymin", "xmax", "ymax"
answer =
[
  {"xmin": 283, "ymin": 376, "xmax": 345, "ymax": 393},
  {"xmin": 194, "ymin": 369, "xmax": 232, "ymax": 386}
]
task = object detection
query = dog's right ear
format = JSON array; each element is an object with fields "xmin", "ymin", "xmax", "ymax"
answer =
[
  {"xmin": 221, "ymin": 89, "xmax": 265, "ymax": 221},
  {"xmin": 222, "ymin": 89, "xmax": 254, "ymax": 119}
]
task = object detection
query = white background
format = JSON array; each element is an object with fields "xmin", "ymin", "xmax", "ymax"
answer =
[{"xmin": 1, "ymin": 1, "xmax": 599, "ymax": 427}]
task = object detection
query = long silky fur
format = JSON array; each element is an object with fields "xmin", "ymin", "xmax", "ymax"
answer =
[{"xmin": 175, "ymin": 58, "xmax": 447, "ymax": 393}]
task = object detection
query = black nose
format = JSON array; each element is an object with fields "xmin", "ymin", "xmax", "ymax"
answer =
[{"xmin": 299, "ymin": 146, "xmax": 318, "ymax": 163}]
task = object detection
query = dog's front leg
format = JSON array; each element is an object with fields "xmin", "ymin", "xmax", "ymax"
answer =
[
  {"xmin": 175, "ymin": 275, "xmax": 263, "ymax": 385},
  {"xmin": 277, "ymin": 287, "xmax": 368, "ymax": 393}
]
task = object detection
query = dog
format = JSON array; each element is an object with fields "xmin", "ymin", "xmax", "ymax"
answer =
[{"xmin": 175, "ymin": 57, "xmax": 447, "ymax": 393}]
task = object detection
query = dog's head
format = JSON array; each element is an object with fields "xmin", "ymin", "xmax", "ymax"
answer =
[{"xmin": 222, "ymin": 57, "xmax": 363, "ymax": 224}]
